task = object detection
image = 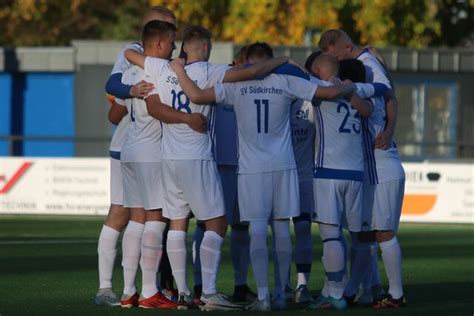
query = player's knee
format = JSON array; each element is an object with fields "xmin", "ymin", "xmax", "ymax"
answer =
[{"xmin": 375, "ymin": 230, "xmax": 395, "ymax": 242}]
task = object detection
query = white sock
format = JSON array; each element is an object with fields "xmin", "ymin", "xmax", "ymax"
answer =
[
  {"xmin": 98, "ymin": 224, "xmax": 120, "ymax": 289},
  {"xmin": 200, "ymin": 230, "xmax": 224, "ymax": 295},
  {"xmin": 250, "ymin": 221, "xmax": 269, "ymax": 300},
  {"xmin": 140, "ymin": 221, "xmax": 166, "ymax": 298},
  {"xmin": 121, "ymin": 221, "xmax": 144, "ymax": 295},
  {"xmin": 319, "ymin": 223, "xmax": 345, "ymax": 299},
  {"xmin": 273, "ymin": 220, "xmax": 292, "ymax": 296},
  {"xmin": 344, "ymin": 234, "xmax": 374, "ymax": 297},
  {"xmin": 380, "ymin": 237, "xmax": 403, "ymax": 299},
  {"xmin": 192, "ymin": 223, "xmax": 205, "ymax": 288},
  {"xmin": 167, "ymin": 230, "xmax": 191, "ymax": 295},
  {"xmin": 231, "ymin": 227, "xmax": 250, "ymax": 286},
  {"xmin": 294, "ymin": 220, "xmax": 312, "ymax": 287}
]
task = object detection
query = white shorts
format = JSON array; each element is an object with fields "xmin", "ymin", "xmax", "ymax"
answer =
[
  {"xmin": 110, "ymin": 157, "xmax": 123, "ymax": 205},
  {"xmin": 313, "ymin": 178, "xmax": 363, "ymax": 232},
  {"xmin": 299, "ymin": 178, "xmax": 314, "ymax": 215},
  {"xmin": 362, "ymin": 179, "xmax": 405, "ymax": 231},
  {"xmin": 162, "ymin": 159, "xmax": 225, "ymax": 221},
  {"xmin": 218, "ymin": 165, "xmax": 243, "ymax": 226},
  {"xmin": 121, "ymin": 162, "xmax": 164, "ymax": 210},
  {"xmin": 238, "ymin": 168, "xmax": 300, "ymax": 222}
]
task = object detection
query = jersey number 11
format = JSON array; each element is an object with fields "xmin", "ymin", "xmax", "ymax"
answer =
[{"xmin": 255, "ymin": 99, "xmax": 269, "ymax": 134}]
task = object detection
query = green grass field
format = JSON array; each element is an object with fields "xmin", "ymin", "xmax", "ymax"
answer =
[{"xmin": 0, "ymin": 215, "xmax": 473, "ymax": 316}]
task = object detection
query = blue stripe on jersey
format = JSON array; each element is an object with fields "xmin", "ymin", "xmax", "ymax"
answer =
[
  {"xmin": 315, "ymin": 106, "xmax": 325, "ymax": 168},
  {"xmin": 315, "ymin": 106, "xmax": 322, "ymax": 168},
  {"xmin": 271, "ymin": 64, "xmax": 310, "ymax": 80},
  {"xmin": 373, "ymin": 83, "xmax": 389, "ymax": 96},
  {"xmin": 314, "ymin": 167, "xmax": 364, "ymax": 182},
  {"xmin": 105, "ymin": 73, "xmax": 133, "ymax": 99},
  {"xmin": 109, "ymin": 151, "xmax": 121, "ymax": 160},
  {"xmin": 361, "ymin": 119, "xmax": 375, "ymax": 183}
]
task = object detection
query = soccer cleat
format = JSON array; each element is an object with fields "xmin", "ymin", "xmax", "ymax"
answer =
[
  {"xmin": 138, "ymin": 291, "xmax": 178, "ymax": 309},
  {"xmin": 344, "ymin": 294, "xmax": 357, "ymax": 307},
  {"xmin": 161, "ymin": 288, "xmax": 179, "ymax": 303},
  {"xmin": 94, "ymin": 288, "xmax": 120, "ymax": 306},
  {"xmin": 120, "ymin": 292, "xmax": 139, "ymax": 308},
  {"xmin": 294, "ymin": 285, "xmax": 313, "ymax": 304},
  {"xmin": 246, "ymin": 297, "xmax": 271, "ymax": 312},
  {"xmin": 271, "ymin": 294, "xmax": 287, "ymax": 310},
  {"xmin": 177, "ymin": 293, "xmax": 197, "ymax": 310},
  {"xmin": 232, "ymin": 284, "xmax": 257, "ymax": 302},
  {"xmin": 199, "ymin": 292, "xmax": 244, "ymax": 311},
  {"xmin": 308, "ymin": 295, "xmax": 347, "ymax": 310},
  {"xmin": 372, "ymin": 294, "xmax": 406, "ymax": 309}
]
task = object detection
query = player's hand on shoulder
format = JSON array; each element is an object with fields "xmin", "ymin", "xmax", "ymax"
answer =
[
  {"xmin": 170, "ymin": 58, "xmax": 186, "ymax": 73},
  {"xmin": 374, "ymin": 130, "xmax": 392, "ymax": 150},
  {"xmin": 186, "ymin": 113, "xmax": 208, "ymax": 134},
  {"xmin": 329, "ymin": 76, "xmax": 342, "ymax": 85},
  {"xmin": 130, "ymin": 80, "xmax": 154, "ymax": 99}
]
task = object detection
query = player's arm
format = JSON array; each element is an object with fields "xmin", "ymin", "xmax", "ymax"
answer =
[
  {"xmin": 222, "ymin": 56, "xmax": 289, "ymax": 82},
  {"xmin": 145, "ymin": 94, "xmax": 207, "ymax": 133},
  {"xmin": 349, "ymin": 93, "xmax": 373, "ymax": 118},
  {"xmin": 170, "ymin": 58, "xmax": 216, "ymax": 105},
  {"xmin": 124, "ymin": 49, "xmax": 146, "ymax": 69},
  {"xmin": 107, "ymin": 96, "xmax": 128, "ymax": 125},
  {"xmin": 313, "ymin": 81, "xmax": 355, "ymax": 101}
]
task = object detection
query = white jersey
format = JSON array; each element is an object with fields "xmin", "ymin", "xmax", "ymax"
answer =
[
  {"xmin": 109, "ymin": 101, "xmax": 130, "ymax": 157},
  {"xmin": 118, "ymin": 66, "xmax": 161, "ymax": 163},
  {"xmin": 108, "ymin": 42, "xmax": 143, "ymax": 158},
  {"xmin": 314, "ymin": 98, "xmax": 364, "ymax": 181},
  {"xmin": 145, "ymin": 57, "xmax": 229, "ymax": 160},
  {"xmin": 357, "ymin": 49, "xmax": 405, "ymax": 184},
  {"xmin": 291, "ymin": 99, "xmax": 315, "ymax": 182},
  {"xmin": 111, "ymin": 42, "xmax": 143, "ymax": 75},
  {"xmin": 214, "ymin": 73, "xmax": 318, "ymax": 174},
  {"xmin": 213, "ymin": 103, "xmax": 238, "ymax": 166}
]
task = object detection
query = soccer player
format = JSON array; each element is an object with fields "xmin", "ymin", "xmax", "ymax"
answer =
[
  {"xmin": 303, "ymin": 53, "xmax": 377, "ymax": 310},
  {"xmin": 95, "ymin": 5, "xmax": 176, "ymax": 307},
  {"xmin": 319, "ymin": 29, "xmax": 406, "ymax": 308},
  {"xmin": 170, "ymin": 42, "xmax": 356, "ymax": 311},
  {"xmin": 288, "ymin": 52, "xmax": 319, "ymax": 304},
  {"xmin": 125, "ymin": 27, "xmax": 289, "ymax": 311},
  {"xmin": 196, "ymin": 44, "xmax": 257, "ymax": 303},
  {"xmin": 111, "ymin": 20, "xmax": 208, "ymax": 310}
]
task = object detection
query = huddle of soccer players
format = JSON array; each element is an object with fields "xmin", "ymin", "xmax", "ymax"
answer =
[{"xmin": 94, "ymin": 4, "xmax": 406, "ymax": 312}]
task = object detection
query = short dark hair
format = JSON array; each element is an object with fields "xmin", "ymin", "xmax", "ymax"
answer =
[
  {"xmin": 141, "ymin": 20, "xmax": 177, "ymax": 47},
  {"xmin": 338, "ymin": 59, "xmax": 366, "ymax": 82},
  {"xmin": 182, "ymin": 25, "xmax": 212, "ymax": 46},
  {"xmin": 304, "ymin": 51, "xmax": 322, "ymax": 72},
  {"xmin": 246, "ymin": 42, "xmax": 273, "ymax": 60},
  {"xmin": 148, "ymin": 5, "xmax": 176, "ymax": 21}
]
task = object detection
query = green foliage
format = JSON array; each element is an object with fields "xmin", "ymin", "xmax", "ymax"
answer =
[{"xmin": 0, "ymin": 0, "xmax": 472, "ymax": 47}]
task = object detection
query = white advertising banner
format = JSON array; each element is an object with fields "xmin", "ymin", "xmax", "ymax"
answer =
[
  {"xmin": 0, "ymin": 158, "xmax": 473, "ymax": 223},
  {"xmin": 401, "ymin": 162, "xmax": 473, "ymax": 224},
  {"xmin": 0, "ymin": 157, "xmax": 110, "ymax": 215}
]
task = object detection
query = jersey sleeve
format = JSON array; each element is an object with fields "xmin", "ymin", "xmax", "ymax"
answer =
[
  {"xmin": 363, "ymin": 57, "xmax": 392, "ymax": 90},
  {"xmin": 286, "ymin": 75, "xmax": 318, "ymax": 102},
  {"xmin": 205, "ymin": 63, "xmax": 231, "ymax": 88},
  {"xmin": 144, "ymin": 57, "xmax": 168, "ymax": 98},
  {"xmin": 214, "ymin": 83, "xmax": 237, "ymax": 105}
]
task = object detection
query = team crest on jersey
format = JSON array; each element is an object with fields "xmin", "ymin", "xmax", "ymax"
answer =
[{"xmin": 296, "ymin": 109, "xmax": 309, "ymax": 120}]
